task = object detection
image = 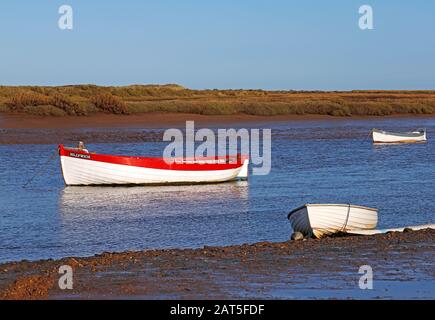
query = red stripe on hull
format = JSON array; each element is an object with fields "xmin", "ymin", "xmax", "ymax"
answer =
[{"xmin": 58, "ymin": 145, "xmax": 246, "ymax": 171}]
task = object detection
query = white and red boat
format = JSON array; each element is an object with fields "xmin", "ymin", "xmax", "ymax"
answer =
[{"xmin": 58, "ymin": 144, "xmax": 249, "ymax": 186}]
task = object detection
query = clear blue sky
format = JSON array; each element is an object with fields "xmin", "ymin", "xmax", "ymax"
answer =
[{"xmin": 0, "ymin": 0, "xmax": 434, "ymax": 90}]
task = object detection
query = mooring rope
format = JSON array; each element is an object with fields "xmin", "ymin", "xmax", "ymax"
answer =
[
  {"xmin": 22, "ymin": 148, "xmax": 58, "ymax": 189},
  {"xmin": 367, "ymin": 129, "xmax": 374, "ymax": 140},
  {"xmin": 342, "ymin": 204, "xmax": 351, "ymax": 232}
]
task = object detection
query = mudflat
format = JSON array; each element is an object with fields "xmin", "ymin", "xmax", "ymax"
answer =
[
  {"xmin": 0, "ymin": 229, "xmax": 433, "ymax": 299},
  {"xmin": 1, "ymin": 113, "xmax": 433, "ymax": 144}
]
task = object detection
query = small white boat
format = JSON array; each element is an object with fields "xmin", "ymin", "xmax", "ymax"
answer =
[
  {"xmin": 371, "ymin": 128, "xmax": 426, "ymax": 143},
  {"xmin": 59, "ymin": 144, "xmax": 249, "ymax": 186},
  {"xmin": 287, "ymin": 204, "xmax": 378, "ymax": 238}
]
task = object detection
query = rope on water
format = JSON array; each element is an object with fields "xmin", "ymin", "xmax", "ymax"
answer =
[{"xmin": 22, "ymin": 148, "xmax": 58, "ymax": 189}]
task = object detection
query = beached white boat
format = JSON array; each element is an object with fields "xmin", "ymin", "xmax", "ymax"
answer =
[
  {"xmin": 371, "ymin": 128, "xmax": 426, "ymax": 143},
  {"xmin": 59, "ymin": 144, "xmax": 249, "ymax": 186},
  {"xmin": 287, "ymin": 204, "xmax": 378, "ymax": 238}
]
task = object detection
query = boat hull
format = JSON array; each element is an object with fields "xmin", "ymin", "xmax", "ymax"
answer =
[
  {"xmin": 372, "ymin": 129, "xmax": 426, "ymax": 143},
  {"xmin": 238, "ymin": 159, "xmax": 249, "ymax": 180},
  {"xmin": 59, "ymin": 145, "xmax": 247, "ymax": 186},
  {"xmin": 288, "ymin": 204, "xmax": 378, "ymax": 238}
]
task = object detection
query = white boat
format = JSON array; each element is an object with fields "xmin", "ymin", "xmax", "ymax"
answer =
[
  {"xmin": 287, "ymin": 204, "xmax": 378, "ymax": 238},
  {"xmin": 371, "ymin": 128, "xmax": 426, "ymax": 143},
  {"xmin": 59, "ymin": 144, "xmax": 249, "ymax": 186}
]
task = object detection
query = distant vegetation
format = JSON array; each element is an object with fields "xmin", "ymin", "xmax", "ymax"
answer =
[{"xmin": 0, "ymin": 84, "xmax": 434, "ymax": 117}]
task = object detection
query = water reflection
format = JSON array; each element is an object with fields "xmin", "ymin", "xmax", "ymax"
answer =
[
  {"xmin": 57, "ymin": 181, "xmax": 251, "ymax": 253},
  {"xmin": 59, "ymin": 181, "xmax": 249, "ymax": 220}
]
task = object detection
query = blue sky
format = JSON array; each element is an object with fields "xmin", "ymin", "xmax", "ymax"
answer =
[{"xmin": 0, "ymin": 0, "xmax": 434, "ymax": 90}]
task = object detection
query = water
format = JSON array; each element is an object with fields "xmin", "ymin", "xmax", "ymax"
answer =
[{"xmin": 0, "ymin": 117, "xmax": 434, "ymax": 263}]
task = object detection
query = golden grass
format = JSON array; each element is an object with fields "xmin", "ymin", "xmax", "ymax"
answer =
[
  {"xmin": 0, "ymin": 85, "xmax": 434, "ymax": 117},
  {"xmin": 4, "ymin": 92, "xmax": 93, "ymax": 115},
  {"xmin": 90, "ymin": 94, "xmax": 128, "ymax": 114},
  {"xmin": 22, "ymin": 105, "xmax": 67, "ymax": 117}
]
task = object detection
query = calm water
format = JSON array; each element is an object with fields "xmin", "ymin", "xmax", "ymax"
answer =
[{"xmin": 0, "ymin": 117, "xmax": 434, "ymax": 263}]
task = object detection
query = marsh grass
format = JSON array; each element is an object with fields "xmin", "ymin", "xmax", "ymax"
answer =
[
  {"xmin": 90, "ymin": 94, "xmax": 129, "ymax": 114},
  {"xmin": 4, "ymin": 92, "xmax": 95, "ymax": 115},
  {"xmin": 22, "ymin": 105, "xmax": 67, "ymax": 117},
  {"xmin": 0, "ymin": 85, "xmax": 434, "ymax": 117},
  {"xmin": 0, "ymin": 104, "xmax": 9, "ymax": 113}
]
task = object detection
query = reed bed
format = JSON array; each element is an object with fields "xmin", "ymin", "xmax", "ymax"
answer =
[{"xmin": 0, "ymin": 85, "xmax": 434, "ymax": 117}]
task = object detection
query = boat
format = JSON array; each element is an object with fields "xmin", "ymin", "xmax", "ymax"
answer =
[
  {"xmin": 58, "ymin": 143, "xmax": 249, "ymax": 186},
  {"xmin": 371, "ymin": 128, "xmax": 426, "ymax": 143},
  {"xmin": 287, "ymin": 204, "xmax": 378, "ymax": 238}
]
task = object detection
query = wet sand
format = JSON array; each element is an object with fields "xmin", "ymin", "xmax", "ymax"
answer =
[
  {"xmin": 0, "ymin": 113, "xmax": 332, "ymax": 145},
  {"xmin": 0, "ymin": 229, "xmax": 433, "ymax": 300},
  {"xmin": 1, "ymin": 113, "xmax": 433, "ymax": 144},
  {"xmin": 1, "ymin": 113, "xmax": 286, "ymax": 130}
]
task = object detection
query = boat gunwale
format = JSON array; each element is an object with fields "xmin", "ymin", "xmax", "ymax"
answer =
[
  {"xmin": 59, "ymin": 144, "xmax": 248, "ymax": 171},
  {"xmin": 59, "ymin": 144, "xmax": 247, "ymax": 163},
  {"xmin": 287, "ymin": 203, "xmax": 378, "ymax": 219}
]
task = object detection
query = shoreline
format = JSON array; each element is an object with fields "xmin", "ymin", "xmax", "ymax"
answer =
[
  {"xmin": 1, "ymin": 113, "xmax": 433, "ymax": 145},
  {"xmin": 1, "ymin": 229, "xmax": 434, "ymax": 299},
  {"xmin": 1, "ymin": 112, "xmax": 434, "ymax": 130}
]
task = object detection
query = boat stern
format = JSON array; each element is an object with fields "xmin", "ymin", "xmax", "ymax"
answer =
[{"xmin": 236, "ymin": 157, "xmax": 249, "ymax": 180}]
